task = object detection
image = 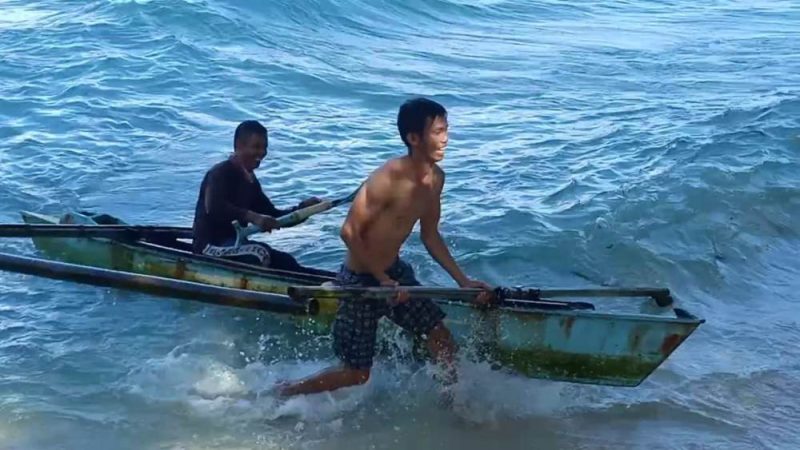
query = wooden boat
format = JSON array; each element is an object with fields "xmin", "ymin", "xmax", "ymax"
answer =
[{"xmin": 0, "ymin": 210, "xmax": 705, "ymax": 387}]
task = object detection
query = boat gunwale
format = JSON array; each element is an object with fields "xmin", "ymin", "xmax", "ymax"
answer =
[{"xmin": 20, "ymin": 210, "xmax": 706, "ymax": 324}]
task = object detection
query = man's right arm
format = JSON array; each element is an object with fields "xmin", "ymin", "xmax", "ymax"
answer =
[
  {"xmin": 339, "ymin": 169, "xmax": 394, "ymax": 283},
  {"xmin": 204, "ymin": 168, "xmax": 278, "ymax": 231}
]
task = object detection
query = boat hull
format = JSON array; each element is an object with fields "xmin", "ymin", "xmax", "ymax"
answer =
[{"xmin": 17, "ymin": 210, "xmax": 704, "ymax": 387}]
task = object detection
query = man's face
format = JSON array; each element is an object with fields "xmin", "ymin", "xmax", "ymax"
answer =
[
  {"xmin": 409, "ymin": 115, "xmax": 448, "ymax": 163},
  {"xmin": 235, "ymin": 132, "xmax": 267, "ymax": 171}
]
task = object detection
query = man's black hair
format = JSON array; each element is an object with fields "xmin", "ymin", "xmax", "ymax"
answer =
[
  {"xmin": 397, "ymin": 97, "xmax": 447, "ymax": 152},
  {"xmin": 234, "ymin": 120, "xmax": 268, "ymax": 148}
]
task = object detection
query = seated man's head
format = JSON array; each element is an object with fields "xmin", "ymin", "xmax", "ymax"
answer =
[{"xmin": 233, "ymin": 120, "xmax": 268, "ymax": 171}]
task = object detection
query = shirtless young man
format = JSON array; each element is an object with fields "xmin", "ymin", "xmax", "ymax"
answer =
[{"xmin": 277, "ymin": 97, "xmax": 494, "ymax": 397}]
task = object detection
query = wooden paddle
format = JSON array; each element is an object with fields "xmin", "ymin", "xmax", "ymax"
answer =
[
  {"xmin": 232, "ymin": 183, "xmax": 362, "ymax": 246},
  {"xmin": 0, "ymin": 184, "xmax": 363, "ymax": 244}
]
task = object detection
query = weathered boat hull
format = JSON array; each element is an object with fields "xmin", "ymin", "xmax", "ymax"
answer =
[{"xmin": 16, "ymin": 210, "xmax": 704, "ymax": 387}]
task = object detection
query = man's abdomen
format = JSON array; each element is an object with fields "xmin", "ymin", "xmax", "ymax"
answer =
[{"xmin": 345, "ymin": 219, "xmax": 415, "ymax": 274}]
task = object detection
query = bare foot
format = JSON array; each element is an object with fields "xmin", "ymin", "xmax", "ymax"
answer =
[{"xmin": 437, "ymin": 386, "xmax": 455, "ymax": 410}]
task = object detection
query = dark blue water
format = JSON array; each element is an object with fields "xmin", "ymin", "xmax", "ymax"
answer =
[{"xmin": 1, "ymin": 0, "xmax": 799, "ymax": 448}]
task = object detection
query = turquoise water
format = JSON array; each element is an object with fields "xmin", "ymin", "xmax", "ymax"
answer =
[{"xmin": 2, "ymin": 0, "xmax": 800, "ymax": 448}]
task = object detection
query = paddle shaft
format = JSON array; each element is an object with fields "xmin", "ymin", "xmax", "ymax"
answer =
[
  {"xmin": 0, "ymin": 252, "xmax": 318, "ymax": 315},
  {"xmin": 287, "ymin": 286, "xmax": 600, "ymax": 311},
  {"xmin": 233, "ymin": 184, "xmax": 362, "ymax": 246},
  {"xmin": 289, "ymin": 285, "xmax": 673, "ymax": 308},
  {"xmin": 0, "ymin": 185, "xmax": 362, "ymax": 245}
]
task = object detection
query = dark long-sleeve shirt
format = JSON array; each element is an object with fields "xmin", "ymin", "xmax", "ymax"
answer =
[{"xmin": 192, "ymin": 158, "xmax": 296, "ymax": 253}]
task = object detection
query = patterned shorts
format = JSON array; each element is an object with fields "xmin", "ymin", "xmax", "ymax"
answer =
[
  {"xmin": 202, "ymin": 241, "xmax": 271, "ymax": 266},
  {"xmin": 332, "ymin": 258, "xmax": 446, "ymax": 370}
]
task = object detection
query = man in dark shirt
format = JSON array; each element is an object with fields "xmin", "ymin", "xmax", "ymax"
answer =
[{"xmin": 192, "ymin": 120, "xmax": 331, "ymax": 277}]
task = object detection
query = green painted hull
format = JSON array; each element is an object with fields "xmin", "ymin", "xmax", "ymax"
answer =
[{"xmin": 19, "ymin": 210, "xmax": 704, "ymax": 387}]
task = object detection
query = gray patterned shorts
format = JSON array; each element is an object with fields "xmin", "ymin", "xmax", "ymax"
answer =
[{"xmin": 332, "ymin": 259, "xmax": 446, "ymax": 370}]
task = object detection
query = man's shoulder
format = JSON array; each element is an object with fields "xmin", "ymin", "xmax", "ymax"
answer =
[
  {"xmin": 370, "ymin": 157, "xmax": 404, "ymax": 181},
  {"xmin": 382, "ymin": 156, "xmax": 406, "ymax": 171},
  {"xmin": 204, "ymin": 158, "xmax": 243, "ymax": 182},
  {"xmin": 207, "ymin": 158, "xmax": 235, "ymax": 173}
]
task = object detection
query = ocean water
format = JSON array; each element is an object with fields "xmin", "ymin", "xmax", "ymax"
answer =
[{"xmin": 1, "ymin": 0, "xmax": 799, "ymax": 448}]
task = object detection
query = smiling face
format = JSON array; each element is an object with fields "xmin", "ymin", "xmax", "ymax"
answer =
[
  {"xmin": 407, "ymin": 115, "xmax": 449, "ymax": 163},
  {"xmin": 232, "ymin": 120, "xmax": 268, "ymax": 172},
  {"xmin": 397, "ymin": 97, "xmax": 449, "ymax": 164},
  {"xmin": 235, "ymin": 132, "xmax": 267, "ymax": 171}
]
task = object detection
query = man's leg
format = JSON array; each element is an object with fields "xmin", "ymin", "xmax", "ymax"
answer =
[
  {"xmin": 202, "ymin": 242, "xmax": 271, "ymax": 266},
  {"xmin": 265, "ymin": 247, "xmax": 337, "ymax": 278},
  {"xmin": 277, "ymin": 366, "xmax": 370, "ymax": 397},
  {"xmin": 205, "ymin": 241, "xmax": 333, "ymax": 277},
  {"xmin": 425, "ymin": 322, "xmax": 458, "ymax": 385},
  {"xmin": 277, "ymin": 268, "xmax": 386, "ymax": 396},
  {"xmin": 387, "ymin": 260, "xmax": 458, "ymax": 385}
]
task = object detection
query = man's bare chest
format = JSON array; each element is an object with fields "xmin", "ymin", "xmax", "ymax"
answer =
[{"xmin": 387, "ymin": 187, "xmax": 435, "ymax": 224}]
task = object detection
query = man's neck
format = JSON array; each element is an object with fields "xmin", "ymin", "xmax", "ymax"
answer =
[
  {"xmin": 407, "ymin": 153, "xmax": 435, "ymax": 180},
  {"xmin": 229, "ymin": 154, "xmax": 254, "ymax": 182}
]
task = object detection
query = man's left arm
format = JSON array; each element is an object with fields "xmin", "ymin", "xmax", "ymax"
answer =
[
  {"xmin": 253, "ymin": 187, "xmax": 289, "ymax": 217},
  {"xmin": 419, "ymin": 171, "xmax": 471, "ymax": 287},
  {"xmin": 420, "ymin": 171, "xmax": 494, "ymax": 303},
  {"xmin": 253, "ymin": 182, "xmax": 321, "ymax": 223}
]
